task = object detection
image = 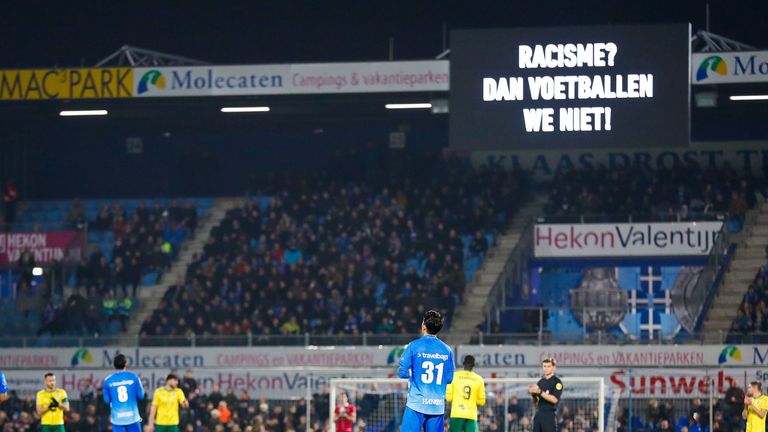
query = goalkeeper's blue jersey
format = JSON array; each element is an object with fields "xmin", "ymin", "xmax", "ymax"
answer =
[
  {"xmin": 0, "ymin": 371, "xmax": 7, "ymax": 395},
  {"xmin": 103, "ymin": 371, "xmax": 145, "ymax": 425},
  {"xmin": 397, "ymin": 335, "xmax": 455, "ymax": 415}
]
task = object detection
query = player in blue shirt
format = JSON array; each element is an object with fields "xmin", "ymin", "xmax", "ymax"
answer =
[
  {"xmin": 103, "ymin": 354, "xmax": 145, "ymax": 432},
  {"xmin": 398, "ymin": 310, "xmax": 455, "ymax": 432},
  {"xmin": 0, "ymin": 370, "xmax": 8, "ymax": 402}
]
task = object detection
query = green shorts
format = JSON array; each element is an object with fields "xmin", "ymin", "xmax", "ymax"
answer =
[
  {"xmin": 41, "ymin": 425, "xmax": 66, "ymax": 432},
  {"xmin": 450, "ymin": 418, "xmax": 479, "ymax": 432},
  {"xmin": 155, "ymin": 425, "xmax": 179, "ymax": 432}
]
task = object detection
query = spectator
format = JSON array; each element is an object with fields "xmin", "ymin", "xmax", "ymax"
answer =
[
  {"xmin": 142, "ymin": 162, "xmax": 524, "ymax": 339},
  {"xmin": 2, "ymin": 180, "xmax": 18, "ymax": 228},
  {"xmin": 469, "ymin": 231, "xmax": 489, "ymax": 257},
  {"xmin": 744, "ymin": 285, "xmax": 760, "ymax": 308},
  {"xmin": 17, "ymin": 248, "xmax": 35, "ymax": 288},
  {"xmin": 79, "ymin": 379, "xmax": 96, "ymax": 405},
  {"xmin": 181, "ymin": 369, "xmax": 198, "ymax": 397},
  {"xmin": 68, "ymin": 199, "xmax": 87, "ymax": 230},
  {"xmin": 209, "ymin": 384, "xmax": 224, "ymax": 407},
  {"xmin": 218, "ymin": 401, "xmax": 232, "ymax": 424},
  {"xmin": 333, "ymin": 393, "xmax": 356, "ymax": 432},
  {"xmin": 728, "ymin": 191, "xmax": 748, "ymax": 229},
  {"xmin": 654, "ymin": 419, "xmax": 673, "ymax": 432},
  {"xmin": 730, "ymin": 307, "xmax": 753, "ymax": 333}
]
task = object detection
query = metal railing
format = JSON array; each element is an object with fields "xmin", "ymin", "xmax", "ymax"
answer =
[
  {"xmin": 1, "ymin": 324, "xmax": 766, "ymax": 347},
  {"xmin": 483, "ymin": 217, "xmax": 534, "ymax": 329},
  {"xmin": 690, "ymin": 223, "xmax": 734, "ymax": 333},
  {"xmin": 537, "ymin": 212, "xmax": 727, "ymax": 224},
  {"xmin": 0, "ymin": 333, "xmax": 427, "ymax": 348}
]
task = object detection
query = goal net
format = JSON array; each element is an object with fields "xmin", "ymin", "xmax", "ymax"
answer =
[{"xmin": 329, "ymin": 377, "xmax": 606, "ymax": 432}]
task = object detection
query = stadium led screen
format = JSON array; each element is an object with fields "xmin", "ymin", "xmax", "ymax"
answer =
[{"xmin": 450, "ymin": 24, "xmax": 690, "ymax": 150}]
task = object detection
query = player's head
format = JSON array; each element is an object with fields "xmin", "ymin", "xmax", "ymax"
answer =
[
  {"xmin": 166, "ymin": 373, "xmax": 179, "ymax": 389},
  {"xmin": 421, "ymin": 310, "xmax": 443, "ymax": 335},
  {"xmin": 339, "ymin": 392, "xmax": 348, "ymax": 404},
  {"xmin": 44, "ymin": 372, "xmax": 56, "ymax": 390},
  {"xmin": 750, "ymin": 381, "xmax": 762, "ymax": 397},
  {"xmin": 113, "ymin": 354, "xmax": 128, "ymax": 370},
  {"xmin": 463, "ymin": 355, "xmax": 476, "ymax": 371},
  {"xmin": 542, "ymin": 357, "xmax": 556, "ymax": 376}
]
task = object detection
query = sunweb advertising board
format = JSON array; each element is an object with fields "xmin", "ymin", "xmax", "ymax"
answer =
[{"xmin": 450, "ymin": 24, "xmax": 691, "ymax": 150}]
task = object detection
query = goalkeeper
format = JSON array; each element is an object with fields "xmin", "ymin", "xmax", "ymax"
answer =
[
  {"xmin": 446, "ymin": 355, "xmax": 486, "ymax": 432},
  {"xmin": 36, "ymin": 372, "xmax": 70, "ymax": 432}
]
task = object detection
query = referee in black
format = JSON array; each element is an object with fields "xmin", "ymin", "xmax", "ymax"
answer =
[{"xmin": 528, "ymin": 357, "xmax": 563, "ymax": 432}]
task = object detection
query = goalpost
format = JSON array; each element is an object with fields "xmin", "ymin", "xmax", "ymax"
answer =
[{"xmin": 329, "ymin": 377, "xmax": 606, "ymax": 432}]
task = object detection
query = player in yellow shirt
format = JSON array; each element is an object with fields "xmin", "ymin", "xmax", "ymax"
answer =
[
  {"xmin": 446, "ymin": 355, "xmax": 486, "ymax": 432},
  {"xmin": 148, "ymin": 374, "xmax": 189, "ymax": 432},
  {"xmin": 743, "ymin": 381, "xmax": 768, "ymax": 432},
  {"xmin": 36, "ymin": 373, "xmax": 70, "ymax": 432}
]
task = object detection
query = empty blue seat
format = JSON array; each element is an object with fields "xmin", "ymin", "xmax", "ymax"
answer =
[{"xmin": 142, "ymin": 272, "xmax": 158, "ymax": 286}]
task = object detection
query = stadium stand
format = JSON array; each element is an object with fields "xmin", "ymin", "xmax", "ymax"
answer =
[
  {"xmin": 1, "ymin": 198, "xmax": 211, "ymax": 340},
  {"xmin": 728, "ymin": 265, "xmax": 768, "ymax": 336},
  {"xmin": 138, "ymin": 161, "xmax": 528, "ymax": 339},
  {"xmin": 477, "ymin": 163, "xmax": 764, "ymax": 335},
  {"xmin": 544, "ymin": 162, "xmax": 757, "ymax": 229}
]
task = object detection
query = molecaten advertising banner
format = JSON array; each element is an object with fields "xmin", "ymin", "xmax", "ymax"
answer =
[
  {"xmin": 0, "ymin": 346, "xmax": 405, "ymax": 370},
  {"xmin": 534, "ymin": 222, "xmax": 723, "ymax": 257},
  {"xmin": 7, "ymin": 345, "xmax": 768, "ymax": 371},
  {"xmin": 692, "ymin": 51, "xmax": 768, "ymax": 85},
  {"xmin": 3, "ymin": 367, "xmax": 761, "ymax": 400},
  {"xmin": 133, "ymin": 61, "xmax": 448, "ymax": 97},
  {"xmin": 455, "ymin": 345, "xmax": 768, "ymax": 368}
]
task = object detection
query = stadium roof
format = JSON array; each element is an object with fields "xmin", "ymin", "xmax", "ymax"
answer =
[{"xmin": 1, "ymin": 2, "xmax": 766, "ymax": 69}]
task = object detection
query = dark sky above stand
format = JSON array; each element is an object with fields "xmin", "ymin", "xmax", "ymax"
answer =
[{"xmin": 1, "ymin": 0, "xmax": 767, "ymax": 68}]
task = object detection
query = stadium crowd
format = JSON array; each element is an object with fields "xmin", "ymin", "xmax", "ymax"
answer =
[
  {"xmin": 729, "ymin": 265, "xmax": 768, "ymax": 335},
  {"xmin": 75, "ymin": 199, "xmax": 199, "ymax": 296},
  {"xmin": 139, "ymin": 159, "xmax": 527, "ymax": 338},
  {"xmin": 544, "ymin": 162, "xmax": 757, "ymax": 227},
  {"xmin": 0, "ymin": 380, "xmax": 326, "ymax": 432},
  {"xmin": 28, "ymin": 200, "xmax": 200, "ymax": 337},
  {"xmin": 0, "ymin": 369, "xmax": 749, "ymax": 432}
]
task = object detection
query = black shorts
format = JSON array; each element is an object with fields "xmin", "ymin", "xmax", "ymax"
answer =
[{"xmin": 533, "ymin": 411, "xmax": 557, "ymax": 432}]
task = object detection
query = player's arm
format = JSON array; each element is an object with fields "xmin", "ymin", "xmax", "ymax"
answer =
[
  {"xmin": 339, "ymin": 406, "xmax": 354, "ymax": 421},
  {"xmin": 60, "ymin": 391, "xmax": 70, "ymax": 412},
  {"xmin": 103, "ymin": 383, "xmax": 112, "ymax": 405},
  {"xmin": 397, "ymin": 344, "xmax": 412, "ymax": 379},
  {"xmin": 445, "ymin": 352, "xmax": 455, "ymax": 384},
  {"xmin": 179, "ymin": 389, "xmax": 189, "ymax": 409},
  {"xmin": 537, "ymin": 391, "xmax": 559, "ymax": 404},
  {"xmin": 0, "ymin": 372, "xmax": 8, "ymax": 402},
  {"xmin": 446, "ymin": 381, "xmax": 454, "ymax": 403},
  {"xmin": 749, "ymin": 398, "xmax": 767, "ymax": 418},
  {"xmin": 136, "ymin": 375, "xmax": 146, "ymax": 400},
  {"xmin": 148, "ymin": 403, "xmax": 158, "ymax": 431},
  {"xmin": 528, "ymin": 383, "xmax": 540, "ymax": 403},
  {"xmin": 36, "ymin": 393, "xmax": 50, "ymax": 415},
  {"xmin": 539, "ymin": 380, "xmax": 562, "ymax": 405},
  {"xmin": 477, "ymin": 379, "xmax": 486, "ymax": 407}
]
